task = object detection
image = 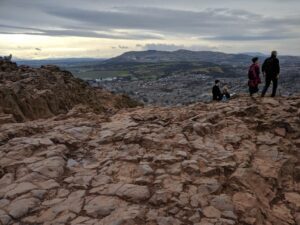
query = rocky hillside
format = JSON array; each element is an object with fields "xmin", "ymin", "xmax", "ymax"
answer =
[
  {"xmin": 106, "ymin": 50, "xmax": 251, "ymax": 65},
  {"xmin": 0, "ymin": 60, "xmax": 139, "ymax": 123},
  {"xmin": 0, "ymin": 95, "xmax": 300, "ymax": 225}
]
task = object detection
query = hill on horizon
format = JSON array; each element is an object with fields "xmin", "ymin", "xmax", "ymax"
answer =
[
  {"xmin": 105, "ymin": 50, "xmax": 253, "ymax": 66},
  {"xmin": 105, "ymin": 49, "xmax": 300, "ymax": 65}
]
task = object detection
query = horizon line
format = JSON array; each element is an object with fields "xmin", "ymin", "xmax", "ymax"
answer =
[{"xmin": 9, "ymin": 49, "xmax": 300, "ymax": 61}]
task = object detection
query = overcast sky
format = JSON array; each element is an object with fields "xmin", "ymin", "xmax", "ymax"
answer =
[{"xmin": 0, "ymin": 0, "xmax": 300, "ymax": 59}]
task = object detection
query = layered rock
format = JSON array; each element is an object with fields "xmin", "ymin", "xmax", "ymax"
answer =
[
  {"xmin": 0, "ymin": 60, "xmax": 140, "ymax": 123},
  {"xmin": 0, "ymin": 94, "xmax": 299, "ymax": 224}
]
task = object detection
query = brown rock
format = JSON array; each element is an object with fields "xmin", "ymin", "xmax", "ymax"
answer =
[
  {"xmin": 274, "ymin": 127, "xmax": 286, "ymax": 137},
  {"xmin": 98, "ymin": 205, "xmax": 145, "ymax": 225},
  {"xmin": 252, "ymin": 158, "xmax": 281, "ymax": 179},
  {"xmin": 163, "ymin": 177, "xmax": 183, "ymax": 193},
  {"xmin": 8, "ymin": 198, "xmax": 40, "ymax": 219},
  {"xmin": 295, "ymin": 213, "xmax": 300, "ymax": 225},
  {"xmin": 5, "ymin": 182, "xmax": 38, "ymax": 198},
  {"xmin": 203, "ymin": 206, "xmax": 221, "ymax": 218},
  {"xmin": 156, "ymin": 216, "xmax": 182, "ymax": 225},
  {"xmin": 28, "ymin": 157, "xmax": 65, "ymax": 179},
  {"xmin": 101, "ymin": 183, "xmax": 150, "ymax": 202},
  {"xmin": 0, "ymin": 209, "xmax": 12, "ymax": 225},
  {"xmin": 91, "ymin": 174, "xmax": 112, "ymax": 187},
  {"xmin": 84, "ymin": 196, "xmax": 124, "ymax": 217},
  {"xmin": 272, "ymin": 204, "xmax": 294, "ymax": 224},
  {"xmin": 0, "ymin": 173, "xmax": 14, "ymax": 189},
  {"xmin": 210, "ymin": 194, "xmax": 234, "ymax": 211},
  {"xmin": 193, "ymin": 122, "xmax": 212, "ymax": 136},
  {"xmin": 38, "ymin": 190, "xmax": 85, "ymax": 222},
  {"xmin": 284, "ymin": 192, "xmax": 300, "ymax": 209},
  {"xmin": 232, "ymin": 192, "xmax": 257, "ymax": 213}
]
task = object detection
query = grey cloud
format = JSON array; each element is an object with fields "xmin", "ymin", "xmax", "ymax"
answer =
[
  {"xmin": 0, "ymin": 24, "xmax": 162, "ymax": 40},
  {"xmin": 41, "ymin": 6, "xmax": 300, "ymax": 41},
  {"xmin": 143, "ymin": 44, "xmax": 185, "ymax": 51},
  {"xmin": 142, "ymin": 44, "xmax": 218, "ymax": 51},
  {"xmin": 206, "ymin": 34, "xmax": 299, "ymax": 41},
  {"xmin": 0, "ymin": 1, "xmax": 299, "ymax": 42}
]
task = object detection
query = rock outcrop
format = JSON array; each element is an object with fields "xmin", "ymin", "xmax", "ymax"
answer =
[
  {"xmin": 0, "ymin": 60, "xmax": 140, "ymax": 123},
  {"xmin": 0, "ymin": 91, "xmax": 300, "ymax": 224}
]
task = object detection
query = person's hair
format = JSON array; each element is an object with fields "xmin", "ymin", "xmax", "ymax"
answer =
[
  {"xmin": 271, "ymin": 51, "xmax": 277, "ymax": 57},
  {"xmin": 252, "ymin": 57, "xmax": 259, "ymax": 63},
  {"xmin": 215, "ymin": 80, "xmax": 220, "ymax": 84}
]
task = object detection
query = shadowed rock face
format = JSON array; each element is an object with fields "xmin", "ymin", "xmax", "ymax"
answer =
[
  {"xmin": 0, "ymin": 94, "xmax": 300, "ymax": 225},
  {"xmin": 0, "ymin": 60, "xmax": 140, "ymax": 123}
]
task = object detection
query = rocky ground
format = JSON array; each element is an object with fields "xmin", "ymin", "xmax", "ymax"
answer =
[
  {"xmin": 0, "ymin": 95, "xmax": 300, "ymax": 225},
  {"xmin": 0, "ymin": 60, "xmax": 139, "ymax": 123}
]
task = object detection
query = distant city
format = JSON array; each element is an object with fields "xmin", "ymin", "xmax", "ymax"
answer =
[{"xmin": 17, "ymin": 50, "xmax": 300, "ymax": 105}]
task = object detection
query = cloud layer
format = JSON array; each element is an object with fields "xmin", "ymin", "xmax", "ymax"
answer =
[{"xmin": 0, "ymin": 0, "xmax": 299, "ymax": 57}]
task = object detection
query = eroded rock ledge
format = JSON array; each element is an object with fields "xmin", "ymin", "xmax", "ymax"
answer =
[{"xmin": 0, "ymin": 60, "xmax": 140, "ymax": 123}]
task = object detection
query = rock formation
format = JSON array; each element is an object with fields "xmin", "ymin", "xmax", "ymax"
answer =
[
  {"xmin": 0, "ymin": 54, "xmax": 12, "ymax": 62},
  {"xmin": 0, "ymin": 61, "xmax": 300, "ymax": 225},
  {"xmin": 0, "ymin": 60, "xmax": 140, "ymax": 123}
]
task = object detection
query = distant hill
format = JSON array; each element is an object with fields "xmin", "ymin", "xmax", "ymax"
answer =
[
  {"xmin": 241, "ymin": 52, "xmax": 267, "ymax": 57},
  {"xmin": 105, "ymin": 50, "xmax": 300, "ymax": 67},
  {"xmin": 105, "ymin": 50, "xmax": 253, "ymax": 66}
]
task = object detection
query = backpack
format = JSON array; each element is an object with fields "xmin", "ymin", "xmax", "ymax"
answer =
[{"xmin": 263, "ymin": 58, "xmax": 274, "ymax": 74}]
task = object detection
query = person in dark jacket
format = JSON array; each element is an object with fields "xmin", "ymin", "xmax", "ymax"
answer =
[
  {"xmin": 261, "ymin": 51, "xmax": 280, "ymax": 97},
  {"xmin": 212, "ymin": 80, "xmax": 223, "ymax": 101},
  {"xmin": 248, "ymin": 57, "xmax": 261, "ymax": 96}
]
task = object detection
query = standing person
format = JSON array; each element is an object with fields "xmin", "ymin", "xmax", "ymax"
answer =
[
  {"xmin": 212, "ymin": 80, "xmax": 223, "ymax": 101},
  {"xmin": 261, "ymin": 51, "xmax": 280, "ymax": 97},
  {"xmin": 248, "ymin": 57, "xmax": 261, "ymax": 96}
]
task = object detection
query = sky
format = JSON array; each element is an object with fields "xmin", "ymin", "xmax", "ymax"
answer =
[{"xmin": 0, "ymin": 0, "xmax": 300, "ymax": 59}]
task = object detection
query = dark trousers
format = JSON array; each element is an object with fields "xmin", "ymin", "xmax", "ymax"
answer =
[
  {"xmin": 261, "ymin": 76, "xmax": 278, "ymax": 97},
  {"xmin": 249, "ymin": 86, "xmax": 259, "ymax": 96}
]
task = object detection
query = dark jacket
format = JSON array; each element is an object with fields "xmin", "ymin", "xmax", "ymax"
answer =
[
  {"xmin": 212, "ymin": 85, "xmax": 223, "ymax": 101},
  {"xmin": 262, "ymin": 56, "xmax": 280, "ymax": 77}
]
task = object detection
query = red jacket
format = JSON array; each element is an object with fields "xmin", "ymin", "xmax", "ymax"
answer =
[{"xmin": 248, "ymin": 63, "xmax": 261, "ymax": 87}]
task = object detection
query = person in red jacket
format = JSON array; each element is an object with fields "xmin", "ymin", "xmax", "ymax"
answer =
[{"xmin": 248, "ymin": 57, "xmax": 261, "ymax": 96}]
